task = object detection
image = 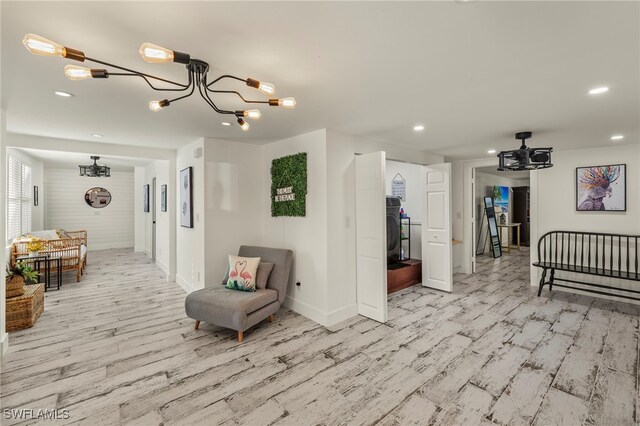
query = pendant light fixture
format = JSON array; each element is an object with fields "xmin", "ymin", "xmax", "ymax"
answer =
[
  {"xmin": 23, "ymin": 34, "xmax": 296, "ymax": 131},
  {"xmin": 79, "ymin": 156, "xmax": 111, "ymax": 177},
  {"xmin": 497, "ymin": 131, "xmax": 553, "ymax": 171}
]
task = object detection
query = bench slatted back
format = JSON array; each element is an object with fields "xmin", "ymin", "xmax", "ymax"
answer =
[{"xmin": 537, "ymin": 231, "xmax": 639, "ymax": 279}]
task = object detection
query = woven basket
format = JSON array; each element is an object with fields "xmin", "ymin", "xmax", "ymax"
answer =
[
  {"xmin": 6, "ymin": 284, "xmax": 44, "ymax": 331},
  {"xmin": 6, "ymin": 276, "xmax": 25, "ymax": 298}
]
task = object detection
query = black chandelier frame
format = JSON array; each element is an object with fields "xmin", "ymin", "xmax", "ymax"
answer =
[
  {"xmin": 497, "ymin": 131, "xmax": 554, "ymax": 171},
  {"xmin": 23, "ymin": 34, "xmax": 295, "ymax": 130},
  {"xmin": 79, "ymin": 156, "xmax": 111, "ymax": 178}
]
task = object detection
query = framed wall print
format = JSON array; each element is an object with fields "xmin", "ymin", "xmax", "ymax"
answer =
[
  {"xmin": 143, "ymin": 184, "xmax": 150, "ymax": 212},
  {"xmin": 161, "ymin": 184, "xmax": 167, "ymax": 212},
  {"xmin": 180, "ymin": 167, "xmax": 193, "ymax": 228},
  {"xmin": 576, "ymin": 164, "xmax": 626, "ymax": 211}
]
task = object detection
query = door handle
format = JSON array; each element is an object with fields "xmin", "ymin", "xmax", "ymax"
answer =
[{"xmin": 433, "ymin": 234, "xmax": 438, "ymax": 239}]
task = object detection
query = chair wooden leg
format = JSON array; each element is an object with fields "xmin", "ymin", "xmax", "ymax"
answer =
[
  {"xmin": 237, "ymin": 331, "xmax": 244, "ymax": 343},
  {"xmin": 268, "ymin": 314, "xmax": 274, "ymax": 323},
  {"xmin": 194, "ymin": 320, "xmax": 200, "ymax": 330}
]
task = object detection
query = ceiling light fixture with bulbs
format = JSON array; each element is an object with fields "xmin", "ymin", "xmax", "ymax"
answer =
[
  {"xmin": 23, "ymin": 34, "xmax": 297, "ymax": 131},
  {"xmin": 79, "ymin": 156, "xmax": 110, "ymax": 177},
  {"xmin": 497, "ymin": 132, "xmax": 553, "ymax": 171}
]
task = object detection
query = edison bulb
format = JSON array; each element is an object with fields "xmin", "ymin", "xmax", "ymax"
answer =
[
  {"xmin": 258, "ymin": 82, "xmax": 275, "ymax": 96},
  {"xmin": 64, "ymin": 65, "xmax": 92, "ymax": 80},
  {"xmin": 149, "ymin": 100, "xmax": 169, "ymax": 112},
  {"xmin": 139, "ymin": 43, "xmax": 174, "ymax": 63},
  {"xmin": 23, "ymin": 34, "xmax": 66, "ymax": 57},
  {"xmin": 244, "ymin": 109, "xmax": 261, "ymax": 119},
  {"xmin": 279, "ymin": 97, "xmax": 296, "ymax": 109}
]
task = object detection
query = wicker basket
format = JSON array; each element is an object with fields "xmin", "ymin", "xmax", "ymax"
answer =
[
  {"xmin": 6, "ymin": 276, "xmax": 25, "ymax": 298},
  {"xmin": 6, "ymin": 284, "xmax": 44, "ymax": 331}
]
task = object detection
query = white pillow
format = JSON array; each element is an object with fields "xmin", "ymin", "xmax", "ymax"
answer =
[{"xmin": 225, "ymin": 255, "xmax": 261, "ymax": 292}]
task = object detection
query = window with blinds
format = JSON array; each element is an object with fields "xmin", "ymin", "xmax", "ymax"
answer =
[{"xmin": 6, "ymin": 155, "xmax": 32, "ymax": 241}]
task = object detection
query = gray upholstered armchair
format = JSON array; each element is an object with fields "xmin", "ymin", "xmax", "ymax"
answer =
[{"xmin": 185, "ymin": 245, "xmax": 293, "ymax": 342}]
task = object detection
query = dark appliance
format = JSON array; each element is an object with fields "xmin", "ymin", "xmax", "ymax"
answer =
[
  {"xmin": 386, "ymin": 197, "xmax": 402, "ymax": 263},
  {"xmin": 511, "ymin": 186, "xmax": 530, "ymax": 246}
]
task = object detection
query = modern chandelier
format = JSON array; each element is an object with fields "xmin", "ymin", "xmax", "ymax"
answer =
[
  {"xmin": 497, "ymin": 131, "xmax": 553, "ymax": 171},
  {"xmin": 22, "ymin": 34, "xmax": 296, "ymax": 131},
  {"xmin": 79, "ymin": 156, "xmax": 111, "ymax": 177}
]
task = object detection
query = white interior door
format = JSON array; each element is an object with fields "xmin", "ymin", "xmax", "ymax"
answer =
[
  {"xmin": 422, "ymin": 163, "xmax": 453, "ymax": 292},
  {"xmin": 355, "ymin": 151, "xmax": 387, "ymax": 323}
]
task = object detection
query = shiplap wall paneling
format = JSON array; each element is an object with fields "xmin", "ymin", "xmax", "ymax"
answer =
[{"xmin": 45, "ymin": 168, "xmax": 135, "ymax": 250}]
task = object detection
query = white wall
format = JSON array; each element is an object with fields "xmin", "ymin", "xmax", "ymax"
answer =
[
  {"xmin": 1, "ymin": 108, "xmax": 8, "ymax": 356},
  {"xmin": 134, "ymin": 167, "xmax": 146, "ymax": 252},
  {"xmin": 385, "ymin": 159, "xmax": 424, "ymax": 259},
  {"xmin": 451, "ymin": 161, "xmax": 464, "ymax": 242},
  {"xmin": 204, "ymin": 138, "xmax": 263, "ymax": 286},
  {"xmin": 261, "ymin": 129, "xmax": 329, "ymax": 324},
  {"xmin": 44, "ymin": 168, "xmax": 134, "ymax": 250},
  {"xmin": 6, "ymin": 148, "xmax": 45, "ymax": 232},
  {"xmin": 134, "ymin": 159, "xmax": 176, "ymax": 282},
  {"xmin": 530, "ymin": 143, "xmax": 640, "ymax": 295},
  {"xmin": 325, "ymin": 129, "xmax": 444, "ymax": 325},
  {"xmin": 175, "ymin": 139, "xmax": 205, "ymax": 292}
]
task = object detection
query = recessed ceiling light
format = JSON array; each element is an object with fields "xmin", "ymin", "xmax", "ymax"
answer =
[
  {"xmin": 221, "ymin": 122, "xmax": 231, "ymax": 126},
  {"xmin": 488, "ymin": 149, "xmax": 496, "ymax": 154},
  {"xmin": 611, "ymin": 135, "xmax": 624, "ymax": 141},
  {"xmin": 54, "ymin": 91, "xmax": 74, "ymax": 97},
  {"xmin": 92, "ymin": 134, "xmax": 103, "ymax": 138},
  {"xmin": 413, "ymin": 125, "xmax": 425, "ymax": 131},
  {"xmin": 588, "ymin": 87, "xmax": 609, "ymax": 95}
]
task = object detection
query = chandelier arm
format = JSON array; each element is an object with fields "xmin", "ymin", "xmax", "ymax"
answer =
[
  {"xmin": 206, "ymin": 74, "xmax": 247, "ymax": 88},
  {"xmin": 85, "ymin": 56, "xmax": 190, "ymax": 89},
  {"xmin": 167, "ymin": 71, "xmax": 197, "ymax": 103},
  {"xmin": 197, "ymin": 78, "xmax": 235, "ymax": 115},
  {"xmin": 206, "ymin": 89, "xmax": 269, "ymax": 104},
  {"xmin": 108, "ymin": 72, "xmax": 192, "ymax": 92}
]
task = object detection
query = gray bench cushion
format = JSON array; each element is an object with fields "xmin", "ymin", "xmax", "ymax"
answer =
[
  {"xmin": 188, "ymin": 287, "xmax": 277, "ymax": 315},
  {"xmin": 185, "ymin": 287, "xmax": 277, "ymax": 331}
]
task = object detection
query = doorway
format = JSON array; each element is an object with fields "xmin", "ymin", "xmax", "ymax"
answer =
[
  {"xmin": 355, "ymin": 152, "xmax": 453, "ymax": 323},
  {"xmin": 464, "ymin": 160, "xmax": 532, "ymax": 275},
  {"xmin": 151, "ymin": 177, "xmax": 157, "ymax": 260}
]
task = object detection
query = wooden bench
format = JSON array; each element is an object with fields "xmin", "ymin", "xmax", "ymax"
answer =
[{"xmin": 533, "ymin": 231, "xmax": 640, "ymax": 300}]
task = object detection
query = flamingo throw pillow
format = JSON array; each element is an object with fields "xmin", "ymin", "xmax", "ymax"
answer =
[{"xmin": 225, "ymin": 255, "xmax": 261, "ymax": 292}]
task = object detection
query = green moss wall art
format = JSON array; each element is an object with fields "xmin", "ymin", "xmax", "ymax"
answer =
[{"xmin": 271, "ymin": 152, "xmax": 307, "ymax": 217}]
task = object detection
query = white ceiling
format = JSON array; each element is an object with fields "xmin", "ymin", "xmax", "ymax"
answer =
[
  {"xmin": 476, "ymin": 165, "xmax": 530, "ymax": 180},
  {"xmin": 2, "ymin": 1, "xmax": 638, "ymax": 160},
  {"xmin": 16, "ymin": 148, "xmax": 151, "ymax": 172}
]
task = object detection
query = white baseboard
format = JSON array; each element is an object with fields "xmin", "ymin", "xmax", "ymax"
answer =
[
  {"xmin": 284, "ymin": 296, "xmax": 329, "ymax": 326},
  {"xmin": 0, "ymin": 332, "xmax": 8, "ymax": 358},
  {"xmin": 176, "ymin": 274, "xmax": 195, "ymax": 294},
  {"xmin": 134, "ymin": 246, "xmax": 146, "ymax": 253},
  {"xmin": 155, "ymin": 260, "xmax": 175, "ymax": 283},
  {"xmin": 88, "ymin": 243, "xmax": 135, "ymax": 251},
  {"xmin": 325, "ymin": 304, "xmax": 359, "ymax": 327}
]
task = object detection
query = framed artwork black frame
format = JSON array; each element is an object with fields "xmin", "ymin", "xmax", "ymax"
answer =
[
  {"xmin": 143, "ymin": 184, "xmax": 150, "ymax": 213},
  {"xmin": 576, "ymin": 163, "xmax": 626, "ymax": 212},
  {"xmin": 161, "ymin": 184, "xmax": 167, "ymax": 212},
  {"xmin": 180, "ymin": 167, "xmax": 193, "ymax": 228}
]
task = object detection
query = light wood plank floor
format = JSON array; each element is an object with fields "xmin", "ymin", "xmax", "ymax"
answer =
[{"xmin": 1, "ymin": 248, "xmax": 639, "ymax": 425}]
